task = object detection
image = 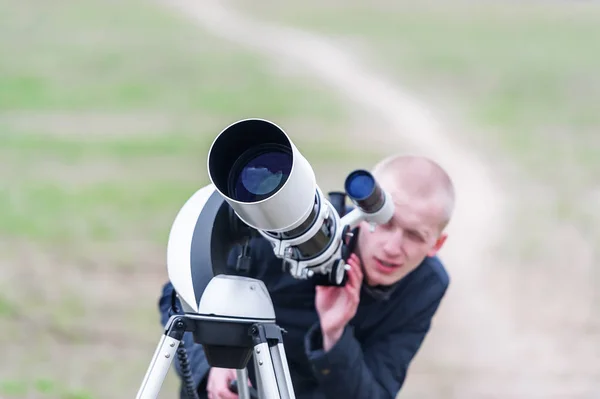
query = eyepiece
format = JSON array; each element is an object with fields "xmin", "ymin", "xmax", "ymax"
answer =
[{"xmin": 345, "ymin": 170, "xmax": 385, "ymax": 214}]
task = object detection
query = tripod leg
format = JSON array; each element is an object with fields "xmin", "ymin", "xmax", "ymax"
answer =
[
  {"xmin": 252, "ymin": 349, "xmax": 265, "ymax": 398},
  {"xmin": 269, "ymin": 343, "xmax": 295, "ymax": 399},
  {"xmin": 236, "ymin": 368, "xmax": 250, "ymax": 399},
  {"xmin": 250, "ymin": 323, "xmax": 297, "ymax": 399},
  {"xmin": 136, "ymin": 315, "xmax": 190, "ymax": 399},
  {"xmin": 136, "ymin": 334, "xmax": 180, "ymax": 399},
  {"xmin": 253, "ymin": 341, "xmax": 281, "ymax": 399}
]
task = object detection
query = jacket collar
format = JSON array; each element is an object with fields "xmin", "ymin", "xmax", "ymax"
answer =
[{"xmin": 362, "ymin": 282, "xmax": 398, "ymax": 301}]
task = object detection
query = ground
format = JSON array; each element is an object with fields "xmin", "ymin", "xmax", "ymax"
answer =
[{"xmin": 1, "ymin": 0, "xmax": 599, "ymax": 398}]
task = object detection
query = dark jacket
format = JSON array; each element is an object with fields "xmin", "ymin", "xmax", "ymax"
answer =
[{"xmin": 158, "ymin": 235, "xmax": 449, "ymax": 399}]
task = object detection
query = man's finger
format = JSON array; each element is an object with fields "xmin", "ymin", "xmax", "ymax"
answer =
[
  {"xmin": 355, "ymin": 261, "xmax": 363, "ymax": 281},
  {"xmin": 348, "ymin": 266, "xmax": 359, "ymax": 289},
  {"xmin": 345, "ymin": 263, "xmax": 356, "ymax": 286},
  {"xmin": 317, "ymin": 285, "xmax": 338, "ymax": 295},
  {"xmin": 344, "ymin": 283, "xmax": 360, "ymax": 307},
  {"xmin": 347, "ymin": 261, "xmax": 361, "ymax": 288},
  {"xmin": 348, "ymin": 257, "xmax": 363, "ymax": 282},
  {"xmin": 346, "ymin": 267, "xmax": 361, "ymax": 296},
  {"xmin": 348, "ymin": 255, "xmax": 363, "ymax": 276},
  {"xmin": 216, "ymin": 388, "xmax": 239, "ymax": 399},
  {"xmin": 345, "ymin": 268, "xmax": 361, "ymax": 297},
  {"xmin": 347, "ymin": 254, "xmax": 359, "ymax": 267}
]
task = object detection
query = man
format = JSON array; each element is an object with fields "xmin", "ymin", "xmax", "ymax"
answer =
[{"xmin": 158, "ymin": 154, "xmax": 454, "ymax": 399}]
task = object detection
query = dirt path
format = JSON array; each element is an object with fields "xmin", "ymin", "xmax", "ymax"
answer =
[{"xmin": 157, "ymin": 1, "xmax": 531, "ymax": 397}]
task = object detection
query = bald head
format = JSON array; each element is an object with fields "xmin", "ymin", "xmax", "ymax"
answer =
[{"xmin": 372, "ymin": 155, "xmax": 455, "ymax": 232}]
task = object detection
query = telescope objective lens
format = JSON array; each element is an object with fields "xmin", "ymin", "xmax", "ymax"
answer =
[{"xmin": 229, "ymin": 146, "xmax": 292, "ymax": 203}]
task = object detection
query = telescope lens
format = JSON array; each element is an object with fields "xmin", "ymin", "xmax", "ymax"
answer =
[{"xmin": 230, "ymin": 146, "xmax": 292, "ymax": 202}]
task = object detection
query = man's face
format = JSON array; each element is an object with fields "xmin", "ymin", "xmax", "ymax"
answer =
[{"xmin": 355, "ymin": 180, "xmax": 447, "ymax": 287}]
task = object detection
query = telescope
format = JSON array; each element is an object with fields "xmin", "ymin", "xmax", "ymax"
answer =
[{"xmin": 136, "ymin": 119, "xmax": 395, "ymax": 399}]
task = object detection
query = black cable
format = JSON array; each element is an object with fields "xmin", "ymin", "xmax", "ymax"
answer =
[
  {"xmin": 177, "ymin": 341, "xmax": 199, "ymax": 399},
  {"xmin": 170, "ymin": 290, "xmax": 200, "ymax": 399}
]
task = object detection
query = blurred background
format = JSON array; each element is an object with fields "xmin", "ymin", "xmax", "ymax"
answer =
[{"xmin": 1, "ymin": 0, "xmax": 598, "ymax": 398}]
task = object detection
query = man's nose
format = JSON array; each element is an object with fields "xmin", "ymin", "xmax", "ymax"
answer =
[{"xmin": 382, "ymin": 230, "xmax": 403, "ymax": 256}]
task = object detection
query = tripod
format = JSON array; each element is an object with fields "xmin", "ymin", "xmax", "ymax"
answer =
[{"xmin": 136, "ymin": 275, "xmax": 296, "ymax": 399}]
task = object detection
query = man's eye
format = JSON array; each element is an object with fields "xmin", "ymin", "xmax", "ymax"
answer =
[{"xmin": 407, "ymin": 231, "xmax": 423, "ymax": 241}]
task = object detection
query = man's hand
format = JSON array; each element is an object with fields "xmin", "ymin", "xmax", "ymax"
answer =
[
  {"xmin": 206, "ymin": 367, "xmax": 251, "ymax": 399},
  {"xmin": 315, "ymin": 253, "xmax": 363, "ymax": 351}
]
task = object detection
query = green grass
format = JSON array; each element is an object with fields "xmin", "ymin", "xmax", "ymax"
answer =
[
  {"xmin": 0, "ymin": 1, "xmax": 383, "ymax": 398},
  {"xmin": 5, "ymin": 0, "xmax": 598, "ymax": 397},
  {"xmin": 232, "ymin": 1, "xmax": 600, "ymax": 180},
  {"xmin": 0, "ymin": 0, "xmax": 383, "ymax": 247},
  {"xmin": 0, "ymin": 378, "xmax": 93, "ymax": 399},
  {"xmin": 233, "ymin": 0, "xmax": 600, "ymax": 261},
  {"xmin": 0, "ymin": 1, "xmax": 342, "ymax": 116}
]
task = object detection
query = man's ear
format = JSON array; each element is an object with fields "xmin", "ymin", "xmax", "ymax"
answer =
[{"xmin": 427, "ymin": 233, "xmax": 447, "ymax": 257}]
